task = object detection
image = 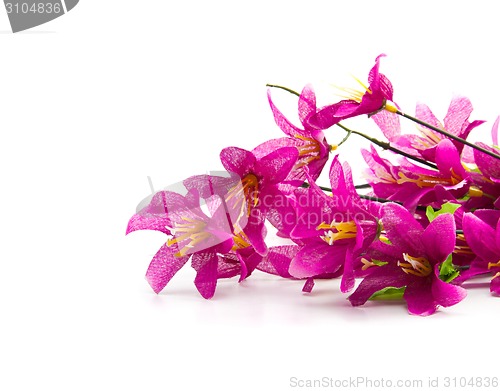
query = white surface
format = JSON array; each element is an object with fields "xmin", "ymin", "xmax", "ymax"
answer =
[{"xmin": 0, "ymin": 1, "xmax": 499, "ymax": 390}]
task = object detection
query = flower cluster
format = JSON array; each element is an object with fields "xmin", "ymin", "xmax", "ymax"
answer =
[{"xmin": 127, "ymin": 54, "xmax": 500, "ymax": 315}]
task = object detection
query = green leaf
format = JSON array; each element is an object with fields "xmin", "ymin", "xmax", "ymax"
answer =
[
  {"xmin": 439, "ymin": 254, "xmax": 460, "ymax": 283},
  {"xmin": 369, "ymin": 287, "xmax": 405, "ymax": 301},
  {"xmin": 426, "ymin": 202, "xmax": 461, "ymax": 222}
]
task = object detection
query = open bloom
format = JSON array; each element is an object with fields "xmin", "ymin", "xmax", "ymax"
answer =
[
  {"xmin": 196, "ymin": 146, "xmax": 299, "ymax": 254},
  {"xmin": 362, "ymin": 139, "xmax": 479, "ymax": 211},
  {"xmin": 458, "ymin": 210, "xmax": 500, "ymax": 295},
  {"xmin": 254, "ymin": 85, "xmax": 331, "ymax": 183},
  {"xmin": 349, "ymin": 203, "xmax": 467, "ymax": 315},
  {"xmin": 127, "ymin": 190, "xmax": 247, "ymax": 298},
  {"xmin": 287, "ymin": 157, "xmax": 379, "ymax": 292},
  {"xmin": 308, "ymin": 54, "xmax": 395, "ymax": 129},
  {"xmin": 372, "ymin": 96, "xmax": 484, "ymax": 162}
]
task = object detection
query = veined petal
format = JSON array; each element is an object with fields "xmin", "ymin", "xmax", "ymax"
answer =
[
  {"xmin": 256, "ymin": 245, "xmax": 300, "ymax": 278},
  {"xmin": 431, "ymin": 264, "xmax": 467, "ymax": 307},
  {"xmin": 463, "ymin": 212, "xmax": 500, "ymax": 262},
  {"xmin": 298, "ymin": 84, "xmax": 317, "ymax": 124},
  {"xmin": 267, "ymin": 89, "xmax": 305, "ymax": 138},
  {"xmin": 348, "ymin": 264, "xmax": 407, "ymax": 306},
  {"xmin": 289, "ymin": 240, "xmax": 346, "ymax": 278},
  {"xmin": 254, "ymin": 147, "xmax": 298, "ymax": 184},
  {"xmin": 421, "ymin": 213, "xmax": 456, "ymax": 264},
  {"xmin": 435, "ymin": 139, "xmax": 466, "ymax": 179},
  {"xmin": 220, "ymin": 147, "xmax": 256, "ymax": 177},
  {"xmin": 381, "ymin": 203, "xmax": 424, "ymax": 256},
  {"xmin": 145, "ymin": 244, "xmax": 190, "ymax": 294},
  {"xmin": 443, "ymin": 95, "xmax": 473, "ymax": 136},
  {"xmin": 191, "ymin": 250, "xmax": 219, "ymax": 299},
  {"xmin": 403, "ymin": 278, "xmax": 437, "ymax": 316}
]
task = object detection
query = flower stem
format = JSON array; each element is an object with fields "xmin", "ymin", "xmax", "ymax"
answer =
[
  {"xmin": 266, "ymin": 84, "xmax": 300, "ymax": 97},
  {"xmin": 336, "ymin": 123, "xmax": 438, "ymax": 170},
  {"xmin": 397, "ymin": 110, "xmax": 500, "ymax": 161}
]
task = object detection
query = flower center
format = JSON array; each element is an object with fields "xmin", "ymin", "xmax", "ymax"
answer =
[
  {"xmin": 316, "ymin": 220, "xmax": 357, "ymax": 245},
  {"xmin": 232, "ymin": 229, "xmax": 251, "ymax": 251},
  {"xmin": 293, "ymin": 135, "xmax": 321, "ymax": 167},
  {"xmin": 167, "ymin": 216, "xmax": 211, "ymax": 257},
  {"xmin": 334, "ymin": 76, "xmax": 372, "ymax": 103},
  {"xmin": 398, "ymin": 253, "xmax": 432, "ymax": 277},
  {"xmin": 226, "ymin": 173, "xmax": 260, "ymax": 222}
]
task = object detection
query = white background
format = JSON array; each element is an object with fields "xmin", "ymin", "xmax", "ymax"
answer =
[{"xmin": 0, "ymin": 1, "xmax": 498, "ymax": 390}]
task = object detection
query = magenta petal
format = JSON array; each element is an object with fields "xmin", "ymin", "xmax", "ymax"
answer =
[
  {"xmin": 145, "ymin": 244, "xmax": 190, "ymax": 294},
  {"xmin": 371, "ymin": 109, "xmax": 401, "ymax": 141},
  {"xmin": 126, "ymin": 192, "xmax": 172, "ymax": 235},
  {"xmin": 243, "ymin": 209, "xmax": 268, "ymax": 256},
  {"xmin": 267, "ymin": 89, "xmax": 304, "ymax": 138},
  {"xmin": 491, "ymin": 276, "xmax": 500, "ymax": 295},
  {"xmin": 302, "ymin": 278, "xmax": 315, "ymax": 293},
  {"xmin": 220, "ymin": 147, "xmax": 256, "ymax": 177},
  {"xmin": 404, "ymin": 279, "xmax": 437, "ymax": 316},
  {"xmin": 236, "ymin": 247, "xmax": 263, "ymax": 281},
  {"xmin": 444, "ymin": 95, "xmax": 473, "ymax": 136},
  {"xmin": 416, "ymin": 102, "xmax": 442, "ymax": 131},
  {"xmin": 256, "ymin": 245, "xmax": 299, "ymax": 278},
  {"xmin": 492, "ymin": 116, "xmax": 499, "ymax": 146},
  {"xmin": 463, "ymin": 212, "xmax": 499, "ymax": 262},
  {"xmin": 254, "ymin": 147, "xmax": 298, "ymax": 184},
  {"xmin": 381, "ymin": 203, "xmax": 424, "ymax": 255},
  {"xmin": 421, "ymin": 213, "xmax": 456, "ymax": 263},
  {"xmin": 252, "ymin": 137, "xmax": 299, "ymax": 159},
  {"xmin": 289, "ymin": 241, "xmax": 345, "ymax": 278},
  {"xmin": 431, "ymin": 265, "xmax": 467, "ymax": 307},
  {"xmin": 191, "ymin": 251, "xmax": 219, "ymax": 299},
  {"xmin": 340, "ymin": 248, "xmax": 355, "ymax": 293},
  {"xmin": 298, "ymin": 85, "xmax": 317, "ymax": 124},
  {"xmin": 348, "ymin": 264, "xmax": 406, "ymax": 306},
  {"xmin": 435, "ymin": 139, "xmax": 466, "ymax": 178}
]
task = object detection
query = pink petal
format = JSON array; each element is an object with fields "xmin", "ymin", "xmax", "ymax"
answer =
[
  {"xmin": 145, "ymin": 244, "xmax": 190, "ymax": 294},
  {"xmin": 220, "ymin": 147, "xmax": 256, "ymax": 177},
  {"xmin": 421, "ymin": 213, "xmax": 456, "ymax": 264},
  {"xmin": 348, "ymin": 264, "xmax": 406, "ymax": 307},
  {"xmin": 191, "ymin": 251, "xmax": 219, "ymax": 299},
  {"xmin": 431, "ymin": 265, "xmax": 467, "ymax": 308},
  {"xmin": 267, "ymin": 89, "xmax": 304, "ymax": 138},
  {"xmin": 403, "ymin": 279, "xmax": 437, "ymax": 316},
  {"xmin": 298, "ymin": 84, "xmax": 317, "ymax": 124},
  {"xmin": 443, "ymin": 95, "xmax": 473, "ymax": 136},
  {"xmin": 254, "ymin": 147, "xmax": 298, "ymax": 184}
]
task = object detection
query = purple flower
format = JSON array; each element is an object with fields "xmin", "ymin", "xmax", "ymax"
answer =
[
  {"xmin": 349, "ymin": 203, "xmax": 467, "ymax": 316},
  {"xmin": 308, "ymin": 54, "xmax": 395, "ymax": 129},
  {"xmin": 287, "ymin": 157, "xmax": 379, "ymax": 292},
  {"xmin": 127, "ymin": 189, "xmax": 243, "ymax": 299},
  {"xmin": 362, "ymin": 139, "xmax": 474, "ymax": 211},
  {"xmin": 372, "ymin": 96, "xmax": 484, "ymax": 162},
  {"xmin": 219, "ymin": 146, "xmax": 298, "ymax": 254},
  {"xmin": 459, "ymin": 210, "xmax": 500, "ymax": 295},
  {"xmin": 254, "ymin": 85, "xmax": 331, "ymax": 183}
]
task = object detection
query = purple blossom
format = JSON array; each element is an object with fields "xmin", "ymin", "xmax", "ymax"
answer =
[
  {"xmin": 349, "ymin": 203, "xmax": 467, "ymax": 316},
  {"xmin": 372, "ymin": 96, "xmax": 484, "ymax": 162},
  {"xmin": 308, "ymin": 54, "xmax": 395, "ymax": 129},
  {"xmin": 287, "ymin": 157, "xmax": 378, "ymax": 292},
  {"xmin": 254, "ymin": 85, "xmax": 331, "ymax": 183}
]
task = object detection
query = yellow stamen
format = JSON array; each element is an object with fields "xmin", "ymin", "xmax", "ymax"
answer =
[
  {"xmin": 232, "ymin": 230, "xmax": 251, "ymax": 251},
  {"xmin": 226, "ymin": 173, "xmax": 260, "ymax": 223},
  {"xmin": 396, "ymin": 170, "xmax": 461, "ymax": 188},
  {"xmin": 316, "ymin": 220, "xmax": 357, "ymax": 245},
  {"xmin": 361, "ymin": 258, "xmax": 376, "ymax": 271},
  {"xmin": 398, "ymin": 253, "xmax": 432, "ymax": 277},
  {"xmin": 167, "ymin": 217, "xmax": 211, "ymax": 257},
  {"xmin": 488, "ymin": 261, "xmax": 500, "ymax": 270},
  {"xmin": 379, "ymin": 234, "xmax": 391, "ymax": 245},
  {"xmin": 468, "ymin": 186, "xmax": 483, "ymax": 197}
]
